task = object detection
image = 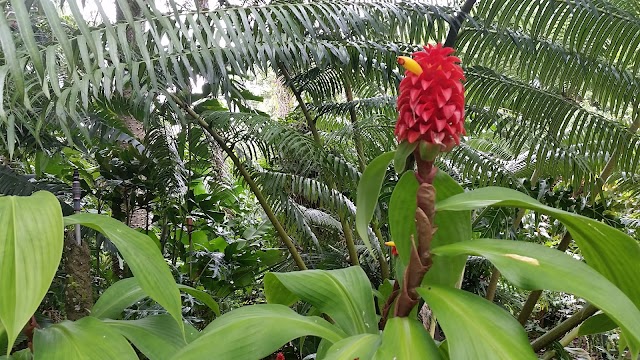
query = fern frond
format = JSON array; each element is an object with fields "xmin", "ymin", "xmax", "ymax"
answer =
[
  {"xmin": 457, "ymin": 25, "xmax": 639, "ymax": 117},
  {"xmin": 474, "ymin": 0, "xmax": 640, "ymax": 75},
  {"xmin": 465, "ymin": 66, "xmax": 640, "ymax": 176}
]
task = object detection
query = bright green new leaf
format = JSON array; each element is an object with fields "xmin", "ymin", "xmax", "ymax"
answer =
[
  {"xmin": 431, "ymin": 239, "xmax": 640, "ymax": 353},
  {"xmin": 393, "ymin": 141, "xmax": 417, "ymax": 174},
  {"xmin": 418, "ymin": 285, "xmax": 536, "ymax": 360},
  {"xmin": 0, "ymin": 192, "xmax": 63, "ymax": 354},
  {"xmin": 324, "ymin": 334, "xmax": 380, "ymax": 360},
  {"xmin": 105, "ymin": 315, "xmax": 200, "ymax": 360},
  {"xmin": 437, "ymin": 188, "xmax": 640, "ymax": 319},
  {"xmin": 264, "ymin": 267, "xmax": 378, "ymax": 335},
  {"xmin": 33, "ymin": 317, "xmax": 137, "ymax": 360},
  {"xmin": 578, "ymin": 313, "xmax": 617, "ymax": 336},
  {"xmin": 92, "ymin": 278, "xmax": 220, "ymax": 319},
  {"xmin": 388, "ymin": 171, "xmax": 470, "ymax": 287},
  {"xmin": 171, "ymin": 304, "xmax": 346, "ymax": 360},
  {"xmin": 65, "ymin": 214, "xmax": 183, "ymax": 333},
  {"xmin": 388, "ymin": 171, "xmax": 419, "ymax": 264},
  {"xmin": 373, "ymin": 317, "xmax": 441, "ymax": 360},
  {"xmin": 91, "ymin": 278, "xmax": 146, "ymax": 319},
  {"xmin": 426, "ymin": 171, "xmax": 470, "ymax": 287},
  {"xmin": 356, "ymin": 151, "xmax": 395, "ymax": 254}
]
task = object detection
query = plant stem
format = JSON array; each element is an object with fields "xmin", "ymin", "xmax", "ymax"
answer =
[
  {"xmin": 485, "ymin": 269, "xmax": 500, "ymax": 301},
  {"xmin": 281, "ymin": 67, "xmax": 360, "ymax": 266},
  {"xmin": 540, "ymin": 326, "xmax": 581, "ymax": 360},
  {"xmin": 531, "ymin": 303, "xmax": 598, "ymax": 352},
  {"xmin": 444, "ymin": 0, "xmax": 478, "ymax": 47},
  {"xmin": 171, "ymin": 94, "xmax": 308, "ymax": 271}
]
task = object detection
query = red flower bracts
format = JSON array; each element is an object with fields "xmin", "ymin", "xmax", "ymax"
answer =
[{"xmin": 395, "ymin": 44, "xmax": 465, "ymax": 151}]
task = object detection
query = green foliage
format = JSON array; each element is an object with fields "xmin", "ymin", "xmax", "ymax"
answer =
[
  {"xmin": 0, "ymin": 192, "xmax": 62, "ymax": 354},
  {"xmin": 419, "ymin": 285, "xmax": 536, "ymax": 359},
  {"xmin": 65, "ymin": 214, "xmax": 184, "ymax": 334}
]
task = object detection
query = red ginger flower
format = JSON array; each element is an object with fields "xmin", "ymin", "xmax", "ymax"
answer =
[
  {"xmin": 276, "ymin": 352, "xmax": 285, "ymax": 360},
  {"xmin": 395, "ymin": 44, "xmax": 465, "ymax": 151}
]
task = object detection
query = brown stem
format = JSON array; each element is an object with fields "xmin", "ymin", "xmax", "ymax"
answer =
[
  {"xmin": 518, "ymin": 232, "xmax": 573, "ymax": 324},
  {"xmin": 485, "ymin": 268, "xmax": 500, "ymax": 302},
  {"xmin": 531, "ymin": 304, "xmax": 598, "ymax": 352},
  {"xmin": 379, "ymin": 280, "xmax": 400, "ymax": 330},
  {"xmin": 394, "ymin": 165, "xmax": 437, "ymax": 317},
  {"xmin": 281, "ymin": 66, "xmax": 359, "ymax": 266},
  {"xmin": 171, "ymin": 94, "xmax": 308, "ymax": 271}
]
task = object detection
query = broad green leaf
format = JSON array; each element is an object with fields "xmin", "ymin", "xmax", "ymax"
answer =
[
  {"xmin": 33, "ymin": 317, "xmax": 137, "ymax": 360},
  {"xmin": 178, "ymin": 285, "xmax": 220, "ymax": 316},
  {"xmin": 92, "ymin": 278, "xmax": 220, "ymax": 319},
  {"xmin": 393, "ymin": 141, "xmax": 417, "ymax": 174},
  {"xmin": 0, "ymin": 192, "xmax": 63, "ymax": 354},
  {"xmin": 91, "ymin": 278, "xmax": 145, "ymax": 319},
  {"xmin": 388, "ymin": 171, "xmax": 419, "ymax": 264},
  {"xmin": 578, "ymin": 313, "xmax": 617, "ymax": 336},
  {"xmin": 264, "ymin": 267, "xmax": 378, "ymax": 335},
  {"xmin": 171, "ymin": 304, "xmax": 346, "ymax": 360},
  {"xmin": 373, "ymin": 317, "xmax": 441, "ymax": 360},
  {"xmin": 431, "ymin": 239, "xmax": 640, "ymax": 353},
  {"xmin": 418, "ymin": 285, "xmax": 536, "ymax": 360},
  {"xmin": 105, "ymin": 315, "xmax": 200, "ymax": 360},
  {"xmin": 0, "ymin": 348, "xmax": 31, "ymax": 360},
  {"xmin": 424, "ymin": 171, "xmax": 470, "ymax": 287},
  {"xmin": 324, "ymin": 334, "xmax": 380, "ymax": 360},
  {"xmin": 388, "ymin": 171, "xmax": 470, "ymax": 287},
  {"xmin": 356, "ymin": 151, "xmax": 395, "ymax": 253},
  {"xmin": 437, "ymin": 188, "xmax": 640, "ymax": 314},
  {"xmin": 65, "ymin": 214, "xmax": 183, "ymax": 333}
]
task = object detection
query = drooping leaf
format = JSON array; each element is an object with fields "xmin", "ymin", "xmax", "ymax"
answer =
[
  {"xmin": 91, "ymin": 278, "xmax": 145, "ymax": 319},
  {"xmin": 356, "ymin": 151, "xmax": 395, "ymax": 253},
  {"xmin": 0, "ymin": 192, "xmax": 63, "ymax": 354},
  {"xmin": 171, "ymin": 304, "xmax": 346, "ymax": 360},
  {"xmin": 373, "ymin": 317, "xmax": 441, "ymax": 360},
  {"xmin": 65, "ymin": 214, "xmax": 183, "ymax": 333},
  {"xmin": 33, "ymin": 317, "xmax": 137, "ymax": 360},
  {"xmin": 105, "ymin": 315, "xmax": 200, "ymax": 360},
  {"xmin": 578, "ymin": 313, "xmax": 618, "ymax": 336},
  {"xmin": 431, "ymin": 239, "xmax": 640, "ymax": 353},
  {"xmin": 92, "ymin": 278, "xmax": 220, "ymax": 319},
  {"xmin": 393, "ymin": 141, "xmax": 417, "ymax": 174},
  {"xmin": 264, "ymin": 267, "xmax": 378, "ymax": 336},
  {"xmin": 418, "ymin": 285, "xmax": 536, "ymax": 360},
  {"xmin": 436, "ymin": 187, "xmax": 640, "ymax": 311},
  {"xmin": 323, "ymin": 334, "xmax": 380, "ymax": 359},
  {"xmin": 388, "ymin": 171, "xmax": 419, "ymax": 264}
]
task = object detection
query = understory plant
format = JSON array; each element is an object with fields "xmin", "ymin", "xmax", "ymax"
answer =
[{"xmin": 3, "ymin": 44, "xmax": 640, "ymax": 360}]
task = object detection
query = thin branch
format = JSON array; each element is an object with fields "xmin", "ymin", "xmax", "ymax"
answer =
[
  {"xmin": 170, "ymin": 94, "xmax": 308, "ymax": 271},
  {"xmin": 444, "ymin": 0, "xmax": 478, "ymax": 48},
  {"xmin": 531, "ymin": 304, "xmax": 598, "ymax": 352},
  {"xmin": 281, "ymin": 66, "xmax": 360, "ymax": 267},
  {"xmin": 343, "ymin": 75, "xmax": 390, "ymax": 280}
]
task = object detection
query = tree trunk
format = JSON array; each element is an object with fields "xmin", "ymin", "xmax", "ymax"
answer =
[{"xmin": 63, "ymin": 231, "xmax": 93, "ymax": 320}]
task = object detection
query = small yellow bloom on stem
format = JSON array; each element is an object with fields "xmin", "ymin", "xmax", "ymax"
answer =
[{"xmin": 384, "ymin": 241, "xmax": 399, "ymax": 256}]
